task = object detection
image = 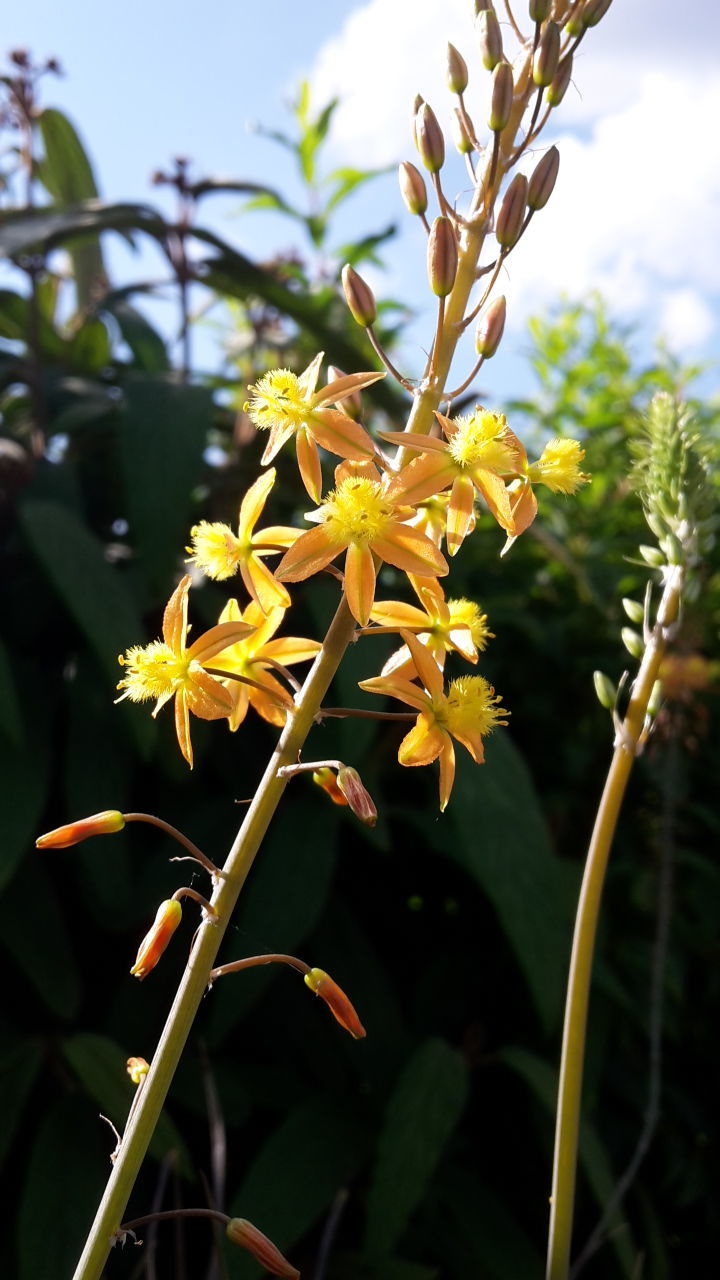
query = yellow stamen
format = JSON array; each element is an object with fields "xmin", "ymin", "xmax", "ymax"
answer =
[
  {"xmin": 443, "ymin": 676, "xmax": 507, "ymax": 737},
  {"xmin": 320, "ymin": 477, "xmax": 396, "ymax": 545},
  {"xmin": 246, "ymin": 369, "xmax": 309, "ymax": 432},
  {"xmin": 529, "ymin": 437, "xmax": 590, "ymax": 494},
  {"xmin": 447, "ymin": 598, "xmax": 493, "ymax": 650},
  {"xmin": 188, "ymin": 522, "xmax": 243, "ymax": 579},
  {"xmin": 447, "ymin": 408, "xmax": 517, "ymax": 472},
  {"xmin": 116, "ymin": 643, "xmax": 189, "ymax": 703}
]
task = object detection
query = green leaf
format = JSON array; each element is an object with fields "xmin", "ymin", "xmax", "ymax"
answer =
[
  {"xmin": 0, "ymin": 287, "xmax": 67, "ymax": 360},
  {"xmin": 0, "ymin": 717, "xmax": 49, "ymax": 891},
  {"xmin": 18, "ymin": 1097, "xmax": 108, "ymax": 1280},
  {"xmin": 434, "ymin": 1166, "xmax": 543, "ymax": 1280},
  {"xmin": 0, "ymin": 1035, "xmax": 44, "ymax": 1169},
  {"xmin": 0, "ymin": 201, "xmax": 168, "ymax": 259},
  {"xmin": 445, "ymin": 735, "xmax": 577, "ymax": 1031},
  {"xmin": 0, "ymin": 858, "xmax": 81, "ymax": 1018},
  {"xmin": 117, "ymin": 376, "xmax": 211, "ymax": 591},
  {"xmin": 102, "ymin": 296, "xmax": 169, "ymax": 371},
  {"xmin": 62, "ymin": 1032, "xmax": 190, "ymax": 1173},
  {"xmin": 325, "ymin": 165, "xmax": 391, "ymax": 214},
  {"xmin": 0, "ymin": 635, "xmax": 23, "ymax": 745},
  {"xmin": 365, "ymin": 1038, "xmax": 468, "ymax": 1256},
  {"xmin": 228, "ymin": 1096, "xmax": 370, "ymax": 1278},
  {"xmin": 37, "ymin": 109, "xmax": 107, "ymax": 310}
]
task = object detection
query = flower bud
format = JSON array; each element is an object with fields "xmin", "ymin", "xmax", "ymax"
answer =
[
  {"xmin": 304, "ymin": 967, "xmax": 366, "ymax": 1039},
  {"xmin": 341, "ymin": 264, "xmax": 376, "ymax": 328},
  {"xmin": 452, "ymin": 108, "xmax": 475, "ymax": 155},
  {"xmin": 399, "ymin": 161, "xmax": 428, "ymax": 216},
  {"xmin": 36, "ymin": 810, "xmax": 126, "ymax": 849},
  {"xmin": 336, "ymin": 766, "xmax": 377, "ymax": 827},
  {"xmin": 130, "ymin": 899, "xmax": 182, "ymax": 980},
  {"xmin": 446, "ymin": 43, "xmax": 468, "ymax": 94},
  {"xmin": 564, "ymin": 9, "xmax": 585, "ymax": 36},
  {"xmin": 312, "ymin": 766, "xmax": 348, "ymax": 807},
  {"xmin": 328, "ymin": 365, "xmax": 361, "ymax": 419},
  {"xmin": 495, "ymin": 173, "xmax": 528, "ymax": 249},
  {"xmin": 529, "ymin": 0, "xmax": 550, "ymax": 20},
  {"xmin": 582, "ymin": 0, "xmax": 613, "ymax": 27},
  {"xmin": 489, "ymin": 61, "xmax": 513, "ymax": 132},
  {"xmin": 126, "ymin": 1056, "xmax": 150, "ymax": 1084},
  {"xmin": 639, "ymin": 544, "xmax": 666, "ymax": 567},
  {"xmin": 533, "ymin": 21, "xmax": 560, "ymax": 87},
  {"xmin": 621, "ymin": 628, "xmax": 645, "ymax": 661},
  {"xmin": 593, "ymin": 670, "xmax": 616, "ymax": 710},
  {"xmin": 410, "ymin": 94, "xmax": 425, "ymax": 147},
  {"xmin": 475, "ymin": 295, "xmax": 506, "ymax": 358},
  {"xmin": 226, "ymin": 1219, "xmax": 299, "ymax": 1279},
  {"xmin": 647, "ymin": 679, "xmax": 663, "ymax": 719},
  {"xmin": 622, "ymin": 597, "xmax": 645, "ymax": 624},
  {"xmin": 415, "ymin": 102, "xmax": 446, "ymax": 173},
  {"xmin": 547, "ymin": 53, "xmax": 573, "ymax": 106},
  {"xmin": 528, "ymin": 145, "xmax": 559, "ymax": 210},
  {"xmin": 427, "ymin": 216, "xmax": 458, "ymax": 297},
  {"xmin": 476, "ymin": 9, "xmax": 503, "ymax": 70}
]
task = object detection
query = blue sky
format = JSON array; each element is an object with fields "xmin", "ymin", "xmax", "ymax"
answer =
[{"xmin": 4, "ymin": 0, "xmax": 719, "ymax": 402}]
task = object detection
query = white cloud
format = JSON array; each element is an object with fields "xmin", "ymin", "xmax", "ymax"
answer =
[{"xmin": 310, "ymin": 0, "xmax": 720, "ymax": 363}]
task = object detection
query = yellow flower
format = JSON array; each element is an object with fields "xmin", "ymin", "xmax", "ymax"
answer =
[
  {"xmin": 188, "ymin": 468, "xmax": 298, "ymax": 613},
  {"xmin": 209, "ymin": 599, "xmax": 320, "ymax": 730},
  {"xmin": 246, "ymin": 353, "xmax": 385, "ymax": 501},
  {"xmin": 359, "ymin": 630, "xmax": 507, "ymax": 810},
  {"xmin": 116, "ymin": 575, "xmax": 254, "ymax": 767},
  {"xmin": 370, "ymin": 575, "xmax": 492, "ymax": 678},
  {"xmin": 383, "ymin": 407, "xmax": 527, "ymax": 553},
  {"xmin": 276, "ymin": 464, "xmax": 448, "ymax": 626},
  {"xmin": 527, "ymin": 437, "xmax": 590, "ymax": 493}
]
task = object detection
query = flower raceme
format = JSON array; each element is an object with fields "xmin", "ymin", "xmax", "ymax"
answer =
[
  {"xmin": 359, "ymin": 630, "xmax": 507, "ymax": 811},
  {"xmin": 245, "ymin": 352, "xmax": 385, "ymax": 502},
  {"xmin": 208, "ymin": 598, "xmax": 320, "ymax": 730},
  {"xmin": 276, "ymin": 463, "xmax": 448, "ymax": 626},
  {"xmin": 116, "ymin": 575, "xmax": 254, "ymax": 767}
]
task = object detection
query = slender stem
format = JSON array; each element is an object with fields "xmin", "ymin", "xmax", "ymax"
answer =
[
  {"xmin": 120, "ymin": 1209, "xmax": 229, "ymax": 1236},
  {"xmin": 545, "ymin": 566, "xmax": 683, "ymax": 1280},
  {"xmin": 445, "ymin": 353, "xmax": 485, "ymax": 402},
  {"xmin": 365, "ymin": 324, "xmax": 414, "ymax": 390},
  {"xmin": 124, "ymin": 813, "xmax": 221, "ymax": 879},
  {"xmin": 209, "ymin": 953, "xmax": 309, "ymax": 981},
  {"xmin": 317, "ymin": 707, "xmax": 415, "ymax": 721},
  {"xmin": 171, "ymin": 886, "xmax": 216, "ymax": 915},
  {"xmin": 503, "ymin": 0, "xmax": 526, "ymax": 44},
  {"xmin": 276, "ymin": 759, "xmax": 344, "ymax": 777},
  {"xmin": 73, "ymin": 597, "xmax": 357, "ymax": 1280}
]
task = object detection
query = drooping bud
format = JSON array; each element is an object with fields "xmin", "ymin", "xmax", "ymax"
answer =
[
  {"xmin": 547, "ymin": 53, "xmax": 573, "ymax": 106},
  {"xmin": 475, "ymin": 295, "xmax": 506, "ymax": 358},
  {"xmin": 452, "ymin": 108, "xmax": 475, "ymax": 155},
  {"xmin": 304, "ymin": 967, "xmax": 366, "ymax": 1039},
  {"xmin": 528, "ymin": 145, "xmax": 560, "ymax": 210},
  {"xmin": 495, "ymin": 173, "xmax": 528, "ymax": 249},
  {"xmin": 341, "ymin": 264, "xmax": 376, "ymax": 328},
  {"xmin": 336, "ymin": 767, "xmax": 378, "ymax": 827},
  {"xmin": 529, "ymin": 0, "xmax": 550, "ymax": 20},
  {"xmin": 622, "ymin": 597, "xmax": 645, "ymax": 625},
  {"xmin": 427, "ymin": 216, "xmax": 458, "ymax": 297},
  {"xmin": 621, "ymin": 628, "xmax": 645, "ymax": 661},
  {"xmin": 328, "ymin": 365, "xmax": 361, "ymax": 419},
  {"xmin": 312, "ymin": 766, "xmax": 348, "ymax": 807},
  {"xmin": 489, "ymin": 61, "xmax": 513, "ymax": 132},
  {"xmin": 415, "ymin": 102, "xmax": 446, "ymax": 173},
  {"xmin": 446, "ymin": 43, "xmax": 468, "ymax": 95},
  {"xmin": 593, "ymin": 670, "xmax": 616, "ymax": 710},
  {"xmin": 582, "ymin": 0, "xmax": 613, "ymax": 27},
  {"xmin": 533, "ymin": 21, "xmax": 561, "ymax": 87},
  {"xmin": 398, "ymin": 161, "xmax": 428, "ymax": 216},
  {"xmin": 226, "ymin": 1219, "xmax": 299, "ymax": 1279},
  {"xmin": 126, "ymin": 1056, "xmax": 150, "ymax": 1085},
  {"xmin": 130, "ymin": 899, "xmax": 182, "ymax": 980},
  {"xmin": 36, "ymin": 810, "xmax": 126, "ymax": 849},
  {"xmin": 476, "ymin": 8, "xmax": 503, "ymax": 70}
]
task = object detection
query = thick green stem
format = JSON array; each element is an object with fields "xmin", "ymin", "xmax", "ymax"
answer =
[
  {"xmin": 545, "ymin": 566, "xmax": 683, "ymax": 1280},
  {"xmin": 73, "ymin": 598, "xmax": 357, "ymax": 1280}
]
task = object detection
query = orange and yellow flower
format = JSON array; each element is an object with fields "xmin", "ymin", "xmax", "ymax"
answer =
[
  {"xmin": 359, "ymin": 630, "xmax": 507, "ymax": 810},
  {"xmin": 116, "ymin": 575, "xmax": 254, "ymax": 767},
  {"xmin": 246, "ymin": 353, "xmax": 385, "ymax": 501},
  {"xmin": 369, "ymin": 575, "xmax": 492, "ymax": 678},
  {"xmin": 130, "ymin": 899, "xmax": 183, "ymax": 980},
  {"xmin": 187, "ymin": 468, "xmax": 298, "ymax": 614},
  {"xmin": 275, "ymin": 464, "xmax": 448, "ymax": 626},
  {"xmin": 208, "ymin": 598, "xmax": 320, "ymax": 730}
]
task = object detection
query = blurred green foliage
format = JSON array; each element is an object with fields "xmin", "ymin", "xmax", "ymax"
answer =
[{"xmin": 0, "ymin": 65, "xmax": 718, "ymax": 1280}]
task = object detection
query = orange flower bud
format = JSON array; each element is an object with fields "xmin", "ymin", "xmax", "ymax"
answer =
[
  {"xmin": 126, "ymin": 1056, "xmax": 150, "ymax": 1084},
  {"xmin": 427, "ymin": 216, "xmax": 458, "ymax": 298},
  {"xmin": 532, "ymin": 21, "xmax": 560, "ymax": 88},
  {"xmin": 312, "ymin": 767, "xmax": 349, "ymax": 807},
  {"xmin": 446, "ymin": 42, "xmax": 468, "ymax": 95},
  {"xmin": 304, "ymin": 967, "xmax": 366, "ymax": 1039},
  {"xmin": 341, "ymin": 264, "xmax": 377, "ymax": 328},
  {"xmin": 36, "ymin": 810, "xmax": 126, "ymax": 849},
  {"xmin": 489, "ymin": 61, "xmax": 513, "ymax": 132},
  {"xmin": 547, "ymin": 54, "xmax": 573, "ymax": 107},
  {"xmin": 582, "ymin": 0, "xmax": 613, "ymax": 28},
  {"xmin": 451, "ymin": 107, "xmax": 475, "ymax": 155},
  {"xmin": 528, "ymin": 145, "xmax": 560, "ymax": 211},
  {"xmin": 336, "ymin": 766, "xmax": 378, "ymax": 827},
  {"xmin": 476, "ymin": 8, "xmax": 503, "ymax": 70},
  {"xmin": 398, "ymin": 161, "xmax": 428, "ymax": 216},
  {"xmin": 225, "ymin": 1218, "xmax": 299, "ymax": 1279},
  {"xmin": 474, "ymin": 295, "xmax": 506, "ymax": 358},
  {"xmin": 415, "ymin": 102, "xmax": 445, "ymax": 173},
  {"xmin": 130, "ymin": 900, "xmax": 182, "ymax": 980},
  {"xmin": 496, "ymin": 173, "xmax": 528, "ymax": 249},
  {"xmin": 529, "ymin": 0, "xmax": 550, "ymax": 19}
]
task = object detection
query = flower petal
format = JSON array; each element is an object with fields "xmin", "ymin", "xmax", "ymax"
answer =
[
  {"xmin": 358, "ymin": 674, "xmax": 433, "ymax": 713},
  {"xmin": 309, "ymin": 408, "xmax": 375, "ymax": 460},
  {"xmin": 276, "ymin": 526, "xmax": 343, "ymax": 583},
  {"xmin": 472, "ymin": 468, "xmax": 514, "ymax": 533},
  {"xmin": 297, "ymin": 351, "xmax": 324, "ymax": 397},
  {"xmin": 248, "ymin": 670, "xmax": 292, "ymax": 727},
  {"xmin": 386, "ymin": 453, "xmax": 457, "ymax": 507},
  {"xmin": 240, "ymin": 554, "xmax": 292, "ymax": 613},
  {"xmin": 174, "ymin": 691, "xmax": 193, "ymax": 767},
  {"xmin": 260, "ymin": 418, "xmax": 297, "ymax": 465},
  {"xmin": 251, "ymin": 525, "xmax": 303, "ymax": 552},
  {"xmin": 378, "ymin": 430, "xmax": 449, "ymax": 453},
  {"xmin": 238, "ymin": 469, "xmax": 276, "ymax": 540},
  {"xmin": 312, "ymin": 369, "xmax": 385, "ymax": 406},
  {"xmin": 344, "ymin": 541, "xmax": 376, "ymax": 626},
  {"xmin": 296, "ymin": 427, "xmax": 323, "ymax": 503},
  {"xmin": 187, "ymin": 620, "xmax": 255, "ymax": 662},
  {"xmin": 369, "ymin": 600, "xmax": 430, "ymax": 628},
  {"xmin": 162, "ymin": 575, "xmax": 191, "ymax": 651},
  {"xmin": 372, "ymin": 523, "xmax": 449, "ymax": 578},
  {"xmin": 401, "ymin": 629, "xmax": 444, "ymax": 699},
  {"xmin": 186, "ymin": 667, "xmax": 235, "ymax": 720},
  {"xmin": 398, "ymin": 715, "xmax": 445, "ymax": 766},
  {"xmin": 261, "ymin": 636, "xmax": 321, "ymax": 664},
  {"xmin": 508, "ymin": 481, "xmax": 538, "ymax": 536},
  {"xmin": 446, "ymin": 473, "xmax": 476, "ymax": 556},
  {"xmin": 438, "ymin": 737, "xmax": 456, "ymax": 811},
  {"xmin": 225, "ymin": 680, "xmax": 250, "ymax": 733}
]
